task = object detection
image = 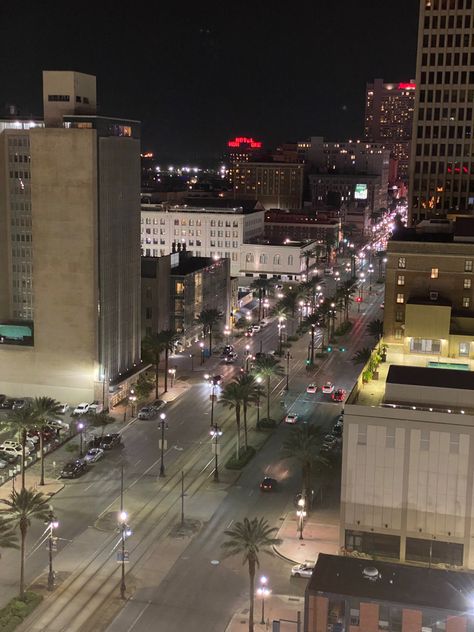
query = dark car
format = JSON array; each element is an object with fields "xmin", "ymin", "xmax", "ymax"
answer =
[
  {"xmin": 332, "ymin": 389, "xmax": 346, "ymax": 403},
  {"xmin": 150, "ymin": 399, "xmax": 166, "ymax": 411},
  {"xmin": 260, "ymin": 477, "xmax": 277, "ymax": 492},
  {"xmin": 100, "ymin": 433, "xmax": 122, "ymax": 450},
  {"xmin": 0, "ymin": 450, "xmax": 18, "ymax": 464},
  {"xmin": 0, "ymin": 398, "xmax": 15, "ymax": 410},
  {"xmin": 208, "ymin": 375, "xmax": 222, "ymax": 386},
  {"xmin": 222, "ymin": 345, "xmax": 234, "ymax": 356},
  {"xmin": 0, "ymin": 395, "xmax": 5, "ymax": 405},
  {"xmin": 87, "ymin": 436, "xmax": 103, "ymax": 450},
  {"xmin": 60, "ymin": 459, "xmax": 88, "ymax": 479}
]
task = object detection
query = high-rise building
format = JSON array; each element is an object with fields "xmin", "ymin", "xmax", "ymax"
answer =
[
  {"xmin": 409, "ymin": 0, "xmax": 474, "ymax": 224},
  {"xmin": 0, "ymin": 71, "xmax": 142, "ymax": 407},
  {"xmin": 232, "ymin": 161, "xmax": 304, "ymax": 210},
  {"xmin": 364, "ymin": 78, "xmax": 416, "ymax": 181}
]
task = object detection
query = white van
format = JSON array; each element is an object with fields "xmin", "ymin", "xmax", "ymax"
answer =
[{"xmin": 324, "ymin": 267, "xmax": 333, "ymax": 275}]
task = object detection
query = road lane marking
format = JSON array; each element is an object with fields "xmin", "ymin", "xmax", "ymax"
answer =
[
  {"xmin": 126, "ymin": 600, "xmax": 151, "ymax": 632},
  {"xmin": 226, "ymin": 519, "xmax": 234, "ymax": 528}
]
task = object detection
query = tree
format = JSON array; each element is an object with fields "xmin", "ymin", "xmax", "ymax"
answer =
[
  {"xmin": 250, "ymin": 279, "xmax": 273, "ymax": 321},
  {"xmin": 281, "ymin": 425, "xmax": 328, "ymax": 509},
  {"xmin": 300, "ymin": 275, "xmax": 324, "ymax": 311},
  {"xmin": 252, "ymin": 357, "xmax": 283, "ymax": 422},
  {"xmin": 305, "ymin": 313, "xmax": 322, "ymax": 365},
  {"xmin": 142, "ymin": 333, "xmax": 164, "ymax": 398},
  {"xmin": 3, "ymin": 407, "xmax": 38, "ymax": 490},
  {"xmin": 236, "ymin": 374, "xmax": 264, "ymax": 449},
  {"xmin": 85, "ymin": 410, "xmax": 115, "ymax": 438},
  {"xmin": 222, "ymin": 517, "xmax": 281, "ymax": 632},
  {"xmin": 339, "ymin": 280, "xmax": 356, "ymax": 322},
  {"xmin": 352, "ymin": 347, "xmax": 373, "ymax": 365},
  {"xmin": 0, "ymin": 488, "xmax": 50, "ymax": 599},
  {"xmin": 0, "ymin": 519, "xmax": 18, "ymax": 551},
  {"xmin": 219, "ymin": 382, "xmax": 244, "ymax": 459},
  {"xmin": 134, "ymin": 373, "xmax": 154, "ymax": 402},
  {"xmin": 30, "ymin": 397, "xmax": 62, "ymax": 486},
  {"xmin": 367, "ymin": 319, "xmax": 384, "ymax": 350},
  {"xmin": 196, "ymin": 308, "xmax": 222, "ymax": 356},
  {"xmin": 158, "ymin": 330, "xmax": 180, "ymax": 393}
]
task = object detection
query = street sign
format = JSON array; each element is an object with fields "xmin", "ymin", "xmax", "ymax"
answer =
[
  {"xmin": 117, "ymin": 551, "xmax": 129, "ymax": 563},
  {"xmin": 159, "ymin": 439, "xmax": 168, "ymax": 450},
  {"xmin": 209, "ymin": 394, "xmax": 217, "ymax": 402}
]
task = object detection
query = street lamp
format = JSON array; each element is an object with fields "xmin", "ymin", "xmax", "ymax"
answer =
[
  {"xmin": 263, "ymin": 299, "xmax": 269, "ymax": 318},
  {"xmin": 159, "ymin": 413, "xmax": 167, "ymax": 477},
  {"xmin": 368, "ymin": 263, "xmax": 374, "ymax": 293},
  {"xmin": 245, "ymin": 344, "xmax": 251, "ymax": 372},
  {"xmin": 205, "ymin": 374, "xmax": 217, "ymax": 428},
  {"xmin": 330, "ymin": 302, "xmax": 336, "ymax": 341},
  {"xmin": 46, "ymin": 508, "xmax": 58, "ymax": 591},
  {"xmin": 256, "ymin": 376, "xmax": 262, "ymax": 427},
  {"xmin": 278, "ymin": 317, "xmax": 286, "ymax": 355},
  {"xmin": 189, "ymin": 353, "xmax": 194, "ymax": 371},
  {"xmin": 128, "ymin": 389, "xmax": 137, "ymax": 417},
  {"xmin": 210, "ymin": 425, "xmax": 223, "ymax": 481},
  {"xmin": 256, "ymin": 576, "xmax": 271, "ymax": 624},
  {"xmin": 285, "ymin": 351, "xmax": 291, "ymax": 390},
  {"xmin": 168, "ymin": 367, "xmax": 176, "ymax": 388},
  {"xmin": 296, "ymin": 497, "xmax": 306, "ymax": 540},
  {"xmin": 118, "ymin": 465, "xmax": 131, "ymax": 600},
  {"xmin": 199, "ymin": 341, "xmax": 205, "ymax": 365},
  {"xmin": 358, "ymin": 273, "xmax": 365, "ymax": 312},
  {"xmin": 77, "ymin": 421, "xmax": 85, "ymax": 457}
]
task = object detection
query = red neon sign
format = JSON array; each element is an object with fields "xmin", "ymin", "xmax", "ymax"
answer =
[
  {"xmin": 398, "ymin": 82, "xmax": 416, "ymax": 90},
  {"xmin": 228, "ymin": 136, "xmax": 262, "ymax": 149}
]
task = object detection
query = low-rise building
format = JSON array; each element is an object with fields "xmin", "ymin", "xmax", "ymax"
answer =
[
  {"xmin": 240, "ymin": 237, "xmax": 317, "ymax": 282},
  {"xmin": 305, "ymin": 553, "xmax": 474, "ymax": 632}
]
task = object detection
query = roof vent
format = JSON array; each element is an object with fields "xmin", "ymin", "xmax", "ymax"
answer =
[
  {"xmin": 362, "ymin": 566, "xmax": 380, "ymax": 581},
  {"xmin": 429, "ymin": 291, "xmax": 438, "ymax": 301}
]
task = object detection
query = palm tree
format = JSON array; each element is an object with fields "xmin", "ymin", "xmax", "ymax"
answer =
[
  {"xmin": 0, "ymin": 488, "xmax": 50, "ymax": 599},
  {"xmin": 158, "ymin": 329, "xmax": 180, "ymax": 392},
  {"xmin": 300, "ymin": 275, "xmax": 324, "ymax": 311},
  {"xmin": 30, "ymin": 397, "xmax": 62, "ymax": 486},
  {"xmin": 237, "ymin": 374, "xmax": 264, "ymax": 449},
  {"xmin": 4, "ymin": 407, "xmax": 37, "ymax": 490},
  {"xmin": 282, "ymin": 425, "xmax": 328, "ymax": 508},
  {"xmin": 219, "ymin": 382, "xmax": 244, "ymax": 459},
  {"xmin": 305, "ymin": 313, "xmax": 321, "ymax": 365},
  {"xmin": 0, "ymin": 518, "xmax": 19, "ymax": 551},
  {"xmin": 250, "ymin": 278, "xmax": 273, "ymax": 321},
  {"xmin": 222, "ymin": 517, "xmax": 282, "ymax": 632},
  {"xmin": 352, "ymin": 347, "xmax": 373, "ymax": 365},
  {"xmin": 252, "ymin": 357, "xmax": 283, "ymax": 422},
  {"xmin": 367, "ymin": 319, "xmax": 384, "ymax": 350},
  {"xmin": 142, "ymin": 333, "xmax": 164, "ymax": 398},
  {"xmin": 340, "ymin": 280, "xmax": 356, "ymax": 322},
  {"xmin": 196, "ymin": 308, "xmax": 222, "ymax": 356}
]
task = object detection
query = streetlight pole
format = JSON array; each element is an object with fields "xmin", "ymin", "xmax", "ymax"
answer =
[
  {"xmin": 245, "ymin": 344, "xmax": 251, "ymax": 372},
  {"xmin": 128, "ymin": 389, "xmax": 137, "ymax": 417},
  {"xmin": 77, "ymin": 422, "xmax": 84, "ymax": 457},
  {"xmin": 256, "ymin": 376, "xmax": 262, "ymax": 427},
  {"xmin": 189, "ymin": 353, "xmax": 194, "ymax": 371},
  {"xmin": 205, "ymin": 375, "xmax": 217, "ymax": 428},
  {"xmin": 285, "ymin": 351, "xmax": 291, "ymax": 390},
  {"xmin": 257, "ymin": 576, "xmax": 270, "ymax": 625},
  {"xmin": 210, "ymin": 425, "xmax": 222, "ymax": 481},
  {"xmin": 168, "ymin": 368, "xmax": 176, "ymax": 388},
  {"xmin": 118, "ymin": 465, "xmax": 128, "ymax": 600},
  {"xmin": 47, "ymin": 508, "xmax": 58, "ymax": 591},
  {"xmin": 200, "ymin": 341, "xmax": 205, "ymax": 365},
  {"xmin": 159, "ymin": 413, "xmax": 167, "ymax": 477},
  {"xmin": 297, "ymin": 497, "xmax": 306, "ymax": 540}
]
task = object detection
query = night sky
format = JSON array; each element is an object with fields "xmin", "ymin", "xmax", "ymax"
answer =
[{"xmin": 0, "ymin": 1, "xmax": 419, "ymax": 165}]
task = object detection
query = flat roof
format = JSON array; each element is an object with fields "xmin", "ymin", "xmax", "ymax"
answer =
[
  {"xmin": 387, "ymin": 364, "xmax": 474, "ymax": 390},
  {"xmin": 140, "ymin": 203, "xmax": 258, "ymax": 215},
  {"xmin": 171, "ymin": 256, "xmax": 218, "ymax": 275},
  {"xmin": 307, "ymin": 554, "xmax": 474, "ymax": 612},
  {"xmin": 245, "ymin": 236, "xmax": 315, "ymax": 247}
]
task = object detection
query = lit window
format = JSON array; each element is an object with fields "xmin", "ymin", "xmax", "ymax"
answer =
[
  {"xmin": 463, "ymin": 297, "xmax": 471, "ymax": 308},
  {"xmin": 397, "ymin": 275, "xmax": 405, "ymax": 286},
  {"xmin": 465, "ymin": 260, "xmax": 473, "ymax": 272},
  {"xmin": 464, "ymin": 278, "xmax": 472, "ymax": 289},
  {"xmin": 396, "ymin": 293, "xmax": 404, "ymax": 304},
  {"xmin": 459, "ymin": 342, "xmax": 470, "ymax": 356},
  {"xmin": 431, "ymin": 268, "xmax": 439, "ymax": 279},
  {"xmin": 395, "ymin": 328, "xmax": 403, "ymax": 339},
  {"xmin": 398, "ymin": 257, "xmax": 406, "ymax": 269}
]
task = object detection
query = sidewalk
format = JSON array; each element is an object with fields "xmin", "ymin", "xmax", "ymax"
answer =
[
  {"xmin": 0, "ymin": 472, "xmax": 64, "ymax": 501},
  {"xmin": 225, "ymin": 594, "xmax": 304, "ymax": 632}
]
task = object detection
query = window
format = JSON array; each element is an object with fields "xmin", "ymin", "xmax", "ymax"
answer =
[
  {"xmin": 288, "ymin": 255, "xmax": 293, "ymax": 266},
  {"xmin": 397, "ymin": 275, "xmax": 405, "ymax": 286},
  {"xmin": 357, "ymin": 424, "xmax": 367, "ymax": 445},
  {"xmin": 246, "ymin": 253, "xmax": 254, "ymax": 263},
  {"xmin": 398, "ymin": 257, "xmax": 406, "ymax": 269},
  {"xmin": 465, "ymin": 260, "xmax": 473, "ymax": 272},
  {"xmin": 395, "ymin": 328, "xmax": 403, "ymax": 339},
  {"xmin": 464, "ymin": 278, "xmax": 471, "ymax": 289},
  {"xmin": 395, "ymin": 311, "xmax": 404, "ymax": 323},
  {"xmin": 410, "ymin": 338, "xmax": 441, "ymax": 353},
  {"xmin": 273, "ymin": 254, "xmax": 281, "ymax": 265},
  {"xmin": 431, "ymin": 268, "xmax": 439, "ymax": 279},
  {"xmin": 259, "ymin": 254, "xmax": 267, "ymax": 264},
  {"xmin": 396, "ymin": 293, "xmax": 404, "ymax": 304},
  {"xmin": 48, "ymin": 94, "xmax": 70, "ymax": 102},
  {"xmin": 459, "ymin": 341, "xmax": 470, "ymax": 356},
  {"xmin": 463, "ymin": 297, "xmax": 471, "ymax": 308},
  {"xmin": 175, "ymin": 282, "xmax": 184, "ymax": 295}
]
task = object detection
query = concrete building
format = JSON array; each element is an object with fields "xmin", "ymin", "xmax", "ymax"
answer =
[
  {"xmin": 232, "ymin": 161, "xmax": 304, "ymax": 210},
  {"xmin": 0, "ymin": 71, "xmax": 141, "ymax": 407},
  {"xmin": 384, "ymin": 218, "xmax": 474, "ymax": 358},
  {"xmin": 409, "ymin": 0, "xmax": 474, "ymax": 223},
  {"xmin": 263, "ymin": 209, "xmax": 341, "ymax": 247},
  {"xmin": 305, "ymin": 553, "xmax": 474, "ymax": 632},
  {"xmin": 140, "ymin": 202, "xmax": 264, "ymax": 276},
  {"xmin": 342, "ymin": 355, "xmax": 474, "ymax": 569},
  {"xmin": 141, "ymin": 256, "xmax": 171, "ymax": 339},
  {"xmin": 240, "ymin": 237, "xmax": 318, "ymax": 282},
  {"xmin": 364, "ymin": 78, "xmax": 416, "ymax": 181}
]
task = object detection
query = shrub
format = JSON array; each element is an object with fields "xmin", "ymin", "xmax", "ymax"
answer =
[
  {"xmin": 0, "ymin": 592, "xmax": 42, "ymax": 632},
  {"xmin": 225, "ymin": 446, "xmax": 256, "ymax": 470},
  {"xmin": 287, "ymin": 335, "xmax": 299, "ymax": 342},
  {"xmin": 334, "ymin": 321, "xmax": 353, "ymax": 336},
  {"xmin": 257, "ymin": 418, "xmax": 276, "ymax": 429}
]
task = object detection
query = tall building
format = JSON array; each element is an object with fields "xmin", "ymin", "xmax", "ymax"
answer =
[
  {"xmin": 0, "ymin": 71, "xmax": 141, "ymax": 406},
  {"xmin": 232, "ymin": 161, "xmax": 304, "ymax": 210},
  {"xmin": 364, "ymin": 78, "xmax": 416, "ymax": 181},
  {"xmin": 409, "ymin": 0, "xmax": 474, "ymax": 224}
]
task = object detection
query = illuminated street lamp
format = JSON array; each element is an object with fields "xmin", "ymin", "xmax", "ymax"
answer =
[
  {"xmin": 168, "ymin": 367, "xmax": 176, "ymax": 388},
  {"xmin": 159, "ymin": 413, "xmax": 167, "ymax": 477},
  {"xmin": 278, "ymin": 317, "xmax": 286, "ymax": 355},
  {"xmin": 77, "ymin": 421, "xmax": 85, "ymax": 457},
  {"xmin": 118, "ymin": 466, "xmax": 132, "ymax": 600},
  {"xmin": 210, "ymin": 425, "xmax": 223, "ymax": 482},
  {"xmin": 128, "ymin": 389, "xmax": 137, "ymax": 417},
  {"xmin": 245, "ymin": 344, "xmax": 251, "ymax": 372},
  {"xmin": 46, "ymin": 508, "xmax": 59, "ymax": 591},
  {"xmin": 199, "ymin": 341, "xmax": 205, "ymax": 365},
  {"xmin": 256, "ymin": 575, "xmax": 271, "ymax": 624},
  {"xmin": 296, "ymin": 497, "xmax": 306, "ymax": 540},
  {"xmin": 256, "ymin": 376, "xmax": 262, "ymax": 426}
]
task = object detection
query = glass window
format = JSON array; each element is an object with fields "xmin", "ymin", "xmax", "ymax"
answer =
[
  {"xmin": 410, "ymin": 338, "xmax": 441, "ymax": 353},
  {"xmin": 459, "ymin": 341, "xmax": 469, "ymax": 356},
  {"xmin": 288, "ymin": 255, "xmax": 293, "ymax": 265},
  {"xmin": 259, "ymin": 254, "xmax": 267, "ymax": 264},
  {"xmin": 397, "ymin": 275, "xmax": 405, "ymax": 286},
  {"xmin": 463, "ymin": 297, "xmax": 471, "ymax": 308},
  {"xmin": 246, "ymin": 253, "xmax": 254, "ymax": 263},
  {"xmin": 464, "ymin": 278, "xmax": 471, "ymax": 289},
  {"xmin": 431, "ymin": 268, "xmax": 439, "ymax": 279},
  {"xmin": 465, "ymin": 260, "xmax": 473, "ymax": 271},
  {"xmin": 273, "ymin": 254, "xmax": 281, "ymax": 265},
  {"xmin": 396, "ymin": 293, "xmax": 404, "ymax": 304},
  {"xmin": 395, "ymin": 310, "xmax": 404, "ymax": 322},
  {"xmin": 398, "ymin": 257, "xmax": 406, "ymax": 269}
]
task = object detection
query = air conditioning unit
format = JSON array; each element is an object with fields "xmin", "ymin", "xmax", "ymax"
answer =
[{"xmin": 430, "ymin": 291, "xmax": 438, "ymax": 301}]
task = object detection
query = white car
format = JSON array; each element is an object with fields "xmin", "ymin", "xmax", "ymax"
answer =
[
  {"xmin": 57, "ymin": 403, "xmax": 70, "ymax": 414},
  {"xmin": 322, "ymin": 382, "xmax": 335, "ymax": 394},
  {"xmin": 0, "ymin": 459, "xmax": 7, "ymax": 469},
  {"xmin": 252, "ymin": 324, "xmax": 261, "ymax": 333},
  {"xmin": 291, "ymin": 562, "xmax": 315, "ymax": 578},
  {"xmin": 0, "ymin": 442, "xmax": 30, "ymax": 457},
  {"xmin": 285, "ymin": 413, "xmax": 298, "ymax": 424},
  {"xmin": 306, "ymin": 384, "xmax": 317, "ymax": 394},
  {"xmin": 48, "ymin": 419, "xmax": 70, "ymax": 432},
  {"xmin": 84, "ymin": 447, "xmax": 104, "ymax": 463},
  {"xmin": 89, "ymin": 401, "xmax": 103, "ymax": 414},
  {"xmin": 73, "ymin": 403, "xmax": 90, "ymax": 416}
]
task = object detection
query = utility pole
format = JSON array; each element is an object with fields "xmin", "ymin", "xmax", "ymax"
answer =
[{"xmin": 285, "ymin": 351, "xmax": 291, "ymax": 390}]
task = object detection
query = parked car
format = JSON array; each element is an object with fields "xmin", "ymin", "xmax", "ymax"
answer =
[
  {"xmin": 332, "ymin": 388, "xmax": 346, "ymax": 403},
  {"xmin": 89, "ymin": 400, "xmax": 104, "ymax": 414},
  {"xmin": 322, "ymin": 382, "xmax": 335, "ymax": 394},
  {"xmin": 138, "ymin": 406, "xmax": 154, "ymax": 420},
  {"xmin": 57, "ymin": 403, "xmax": 70, "ymax": 414},
  {"xmin": 291, "ymin": 562, "xmax": 315, "ymax": 578},
  {"xmin": 284, "ymin": 413, "xmax": 298, "ymax": 425},
  {"xmin": 60, "ymin": 459, "xmax": 88, "ymax": 479},
  {"xmin": 0, "ymin": 442, "xmax": 30, "ymax": 457},
  {"xmin": 0, "ymin": 459, "xmax": 8, "ymax": 469},
  {"xmin": 0, "ymin": 450, "xmax": 18, "ymax": 464},
  {"xmin": 150, "ymin": 399, "xmax": 166, "ymax": 411},
  {"xmin": 260, "ymin": 477, "xmax": 277, "ymax": 492},
  {"xmin": 252, "ymin": 324, "xmax": 261, "ymax": 333},
  {"xmin": 306, "ymin": 384, "xmax": 317, "ymax": 394},
  {"xmin": 12, "ymin": 399, "xmax": 27, "ymax": 410},
  {"xmin": 0, "ymin": 398, "xmax": 15, "ymax": 410},
  {"xmin": 87, "ymin": 436, "xmax": 103, "ymax": 450},
  {"xmin": 323, "ymin": 267, "xmax": 333, "ymax": 276},
  {"xmin": 0, "ymin": 395, "xmax": 5, "ymax": 405},
  {"xmin": 100, "ymin": 433, "xmax": 122, "ymax": 450},
  {"xmin": 84, "ymin": 448, "xmax": 104, "ymax": 463},
  {"xmin": 332, "ymin": 424, "xmax": 342, "ymax": 437},
  {"xmin": 73, "ymin": 403, "xmax": 90, "ymax": 416},
  {"xmin": 48, "ymin": 419, "xmax": 70, "ymax": 432},
  {"xmin": 27, "ymin": 428, "xmax": 56, "ymax": 444}
]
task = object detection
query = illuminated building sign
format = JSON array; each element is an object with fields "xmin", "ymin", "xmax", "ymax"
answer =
[
  {"xmin": 398, "ymin": 83, "xmax": 416, "ymax": 90},
  {"xmin": 228, "ymin": 136, "xmax": 262, "ymax": 149},
  {"xmin": 355, "ymin": 183, "xmax": 368, "ymax": 200}
]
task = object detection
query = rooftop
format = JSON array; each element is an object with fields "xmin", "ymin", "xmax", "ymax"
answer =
[
  {"xmin": 308, "ymin": 553, "xmax": 474, "ymax": 612},
  {"xmin": 245, "ymin": 236, "xmax": 316, "ymax": 247},
  {"xmin": 140, "ymin": 202, "xmax": 260, "ymax": 215},
  {"xmin": 171, "ymin": 256, "xmax": 224, "ymax": 276},
  {"xmin": 264, "ymin": 210, "xmax": 339, "ymax": 226}
]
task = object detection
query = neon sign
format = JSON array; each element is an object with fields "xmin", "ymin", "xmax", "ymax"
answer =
[
  {"xmin": 228, "ymin": 136, "xmax": 262, "ymax": 149},
  {"xmin": 398, "ymin": 83, "xmax": 416, "ymax": 90}
]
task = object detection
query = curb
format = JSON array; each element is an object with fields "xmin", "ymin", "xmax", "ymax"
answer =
[{"xmin": 272, "ymin": 543, "xmax": 299, "ymax": 565}]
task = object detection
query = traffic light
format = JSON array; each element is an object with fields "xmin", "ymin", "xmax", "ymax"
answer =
[
  {"xmin": 305, "ymin": 359, "xmax": 311, "ymax": 365},
  {"xmin": 327, "ymin": 346, "xmax": 332, "ymax": 352},
  {"xmin": 339, "ymin": 347, "xmax": 346, "ymax": 352}
]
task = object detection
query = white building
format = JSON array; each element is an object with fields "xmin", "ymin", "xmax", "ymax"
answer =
[
  {"xmin": 240, "ymin": 238, "xmax": 317, "ymax": 282},
  {"xmin": 140, "ymin": 203, "xmax": 264, "ymax": 276},
  {"xmin": 341, "ymin": 358, "xmax": 474, "ymax": 570}
]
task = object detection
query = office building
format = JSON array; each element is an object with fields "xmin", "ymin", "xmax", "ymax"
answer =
[
  {"xmin": 240, "ymin": 237, "xmax": 318, "ymax": 282},
  {"xmin": 0, "ymin": 71, "xmax": 141, "ymax": 407},
  {"xmin": 232, "ymin": 161, "xmax": 304, "ymax": 210},
  {"xmin": 384, "ymin": 218, "xmax": 474, "ymax": 357},
  {"xmin": 263, "ymin": 210, "xmax": 341, "ymax": 252},
  {"xmin": 305, "ymin": 553, "xmax": 474, "ymax": 632},
  {"xmin": 226, "ymin": 136, "xmax": 263, "ymax": 164},
  {"xmin": 409, "ymin": 0, "xmax": 474, "ymax": 223},
  {"xmin": 364, "ymin": 78, "xmax": 416, "ymax": 181}
]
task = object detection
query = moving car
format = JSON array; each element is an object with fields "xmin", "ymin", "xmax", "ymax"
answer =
[
  {"xmin": 100, "ymin": 433, "xmax": 122, "ymax": 450},
  {"xmin": 60, "ymin": 459, "xmax": 88, "ymax": 479},
  {"xmin": 73, "ymin": 403, "xmax": 90, "ymax": 416},
  {"xmin": 0, "ymin": 442, "xmax": 30, "ymax": 457},
  {"xmin": 284, "ymin": 413, "xmax": 298, "ymax": 424},
  {"xmin": 150, "ymin": 399, "xmax": 166, "ymax": 411},
  {"xmin": 57, "ymin": 403, "xmax": 70, "ymax": 414},
  {"xmin": 332, "ymin": 388, "xmax": 346, "ymax": 402},
  {"xmin": 224, "ymin": 352, "xmax": 238, "ymax": 364},
  {"xmin": 222, "ymin": 345, "xmax": 234, "ymax": 356},
  {"xmin": 306, "ymin": 384, "xmax": 317, "ymax": 394},
  {"xmin": 208, "ymin": 375, "xmax": 223, "ymax": 386},
  {"xmin": 260, "ymin": 477, "xmax": 277, "ymax": 491},
  {"xmin": 84, "ymin": 448, "xmax": 104, "ymax": 463},
  {"xmin": 245, "ymin": 328, "xmax": 254, "ymax": 337},
  {"xmin": 12, "ymin": 399, "xmax": 27, "ymax": 410},
  {"xmin": 138, "ymin": 406, "xmax": 154, "ymax": 420},
  {"xmin": 251, "ymin": 324, "xmax": 261, "ymax": 333},
  {"xmin": 48, "ymin": 419, "xmax": 70, "ymax": 432},
  {"xmin": 291, "ymin": 562, "xmax": 315, "ymax": 578},
  {"xmin": 322, "ymin": 382, "xmax": 335, "ymax": 394}
]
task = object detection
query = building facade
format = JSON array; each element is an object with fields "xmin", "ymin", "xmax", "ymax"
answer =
[
  {"xmin": 240, "ymin": 238, "xmax": 317, "ymax": 281},
  {"xmin": 364, "ymin": 78, "xmax": 416, "ymax": 181},
  {"xmin": 263, "ymin": 210, "xmax": 341, "ymax": 247},
  {"xmin": 232, "ymin": 161, "xmax": 304, "ymax": 210},
  {"xmin": 0, "ymin": 71, "xmax": 142, "ymax": 407},
  {"xmin": 409, "ymin": 0, "xmax": 474, "ymax": 223}
]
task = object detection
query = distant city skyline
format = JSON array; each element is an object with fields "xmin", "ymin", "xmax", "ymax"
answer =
[{"xmin": 0, "ymin": 1, "xmax": 419, "ymax": 164}]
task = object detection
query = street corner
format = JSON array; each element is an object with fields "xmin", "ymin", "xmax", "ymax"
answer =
[
  {"xmin": 272, "ymin": 512, "xmax": 339, "ymax": 565},
  {"xmin": 225, "ymin": 595, "xmax": 304, "ymax": 632}
]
